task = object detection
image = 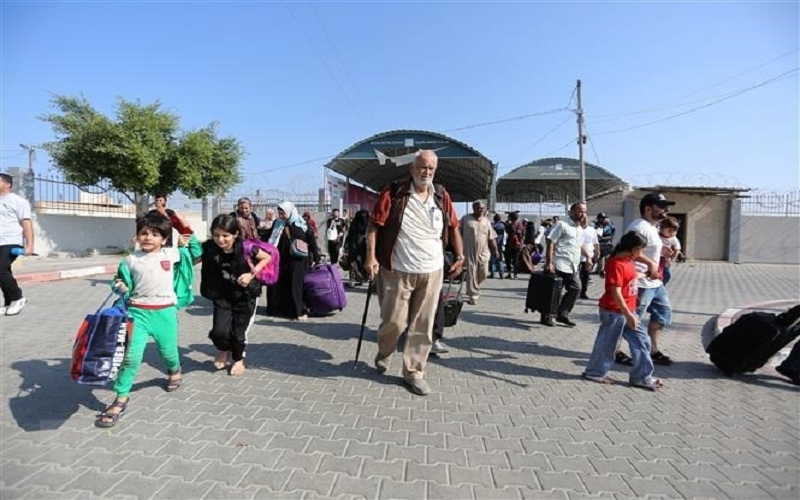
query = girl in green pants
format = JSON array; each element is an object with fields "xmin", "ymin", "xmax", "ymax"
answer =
[{"xmin": 96, "ymin": 214, "xmax": 202, "ymax": 428}]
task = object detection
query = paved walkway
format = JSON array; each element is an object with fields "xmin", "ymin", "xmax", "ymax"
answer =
[{"xmin": 1, "ymin": 262, "xmax": 798, "ymax": 499}]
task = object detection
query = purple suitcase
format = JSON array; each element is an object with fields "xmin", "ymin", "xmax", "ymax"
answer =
[{"xmin": 304, "ymin": 263, "xmax": 347, "ymax": 313}]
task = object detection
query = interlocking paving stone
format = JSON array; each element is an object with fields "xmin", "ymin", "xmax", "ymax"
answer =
[
  {"xmin": 536, "ymin": 471, "xmax": 586, "ymax": 493},
  {"xmin": 2, "ymin": 263, "xmax": 798, "ymax": 499},
  {"xmin": 240, "ymin": 466, "xmax": 292, "ymax": 491},
  {"xmin": 492, "ymin": 468, "xmax": 541, "ymax": 489},
  {"xmin": 320, "ymin": 455, "xmax": 361, "ymax": 477},
  {"xmin": 284, "ymin": 471, "xmax": 335, "ymax": 496},
  {"xmin": 449, "ymin": 465, "xmax": 494, "ymax": 487},
  {"xmin": 330, "ymin": 475, "xmax": 381, "ymax": 498},
  {"xmin": 378, "ymin": 479, "xmax": 426, "ymax": 500},
  {"xmin": 360, "ymin": 459, "xmax": 405, "ymax": 481}
]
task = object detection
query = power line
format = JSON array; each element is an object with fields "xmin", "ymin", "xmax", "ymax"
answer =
[
  {"xmin": 511, "ymin": 115, "xmax": 573, "ymax": 160},
  {"xmin": 247, "ymin": 154, "xmax": 337, "ymax": 175},
  {"xmin": 308, "ymin": 2, "xmax": 377, "ymax": 128},
  {"xmin": 583, "ymin": 124, "xmax": 601, "ymax": 167},
  {"xmin": 566, "ymin": 83, "xmax": 578, "ymax": 109},
  {"xmin": 282, "ymin": 2, "xmax": 373, "ymax": 132},
  {"xmin": 590, "ymin": 48, "xmax": 799, "ymax": 121},
  {"xmin": 442, "ymin": 107, "xmax": 567, "ymax": 133},
  {"xmin": 0, "ymin": 152, "xmax": 26, "ymax": 161},
  {"xmin": 594, "ymin": 67, "xmax": 799, "ymax": 136},
  {"xmin": 246, "ymin": 106, "xmax": 572, "ymax": 176},
  {"xmin": 540, "ymin": 137, "xmax": 577, "ymax": 158}
]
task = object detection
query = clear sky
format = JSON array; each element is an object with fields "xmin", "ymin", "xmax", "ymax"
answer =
[{"xmin": 2, "ymin": 1, "xmax": 798, "ymax": 196}]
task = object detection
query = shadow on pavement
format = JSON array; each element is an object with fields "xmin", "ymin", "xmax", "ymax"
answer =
[
  {"xmin": 9, "ymin": 359, "xmax": 106, "ymax": 431},
  {"xmin": 186, "ymin": 341, "xmax": 400, "ymax": 387},
  {"xmin": 431, "ymin": 354, "xmax": 573, "ymax": 388},
  {"xmin": 459, "ymin": 311, "xmax": 540, "ymax": 331},
  {"xmin": 444, "ymin": 335, "xmax": 589, "ymax": 360}
]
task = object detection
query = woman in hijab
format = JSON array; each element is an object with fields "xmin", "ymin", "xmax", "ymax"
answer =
[
  {"xmin": 263, "ymin": 201, "xmax": 320, "ymax": 321},
  {"xmin": 302, "ymin": 211, "xmax": 318, "ymax": 237}
]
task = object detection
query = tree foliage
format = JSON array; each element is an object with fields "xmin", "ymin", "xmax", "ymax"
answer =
[{"xmin": 40, "ymin": 95, "xmax": 244, "ymax": 200}]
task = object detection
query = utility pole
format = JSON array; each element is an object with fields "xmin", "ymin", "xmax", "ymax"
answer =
[
  {"xmin": 576, "ymin": 80, "xmax": 586, "ymax": 203},
  {"xmin": 19, "ymin": 144, "xmax": 35, "ymax": 173}
]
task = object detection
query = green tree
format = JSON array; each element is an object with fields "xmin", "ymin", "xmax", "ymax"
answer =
[{"xmin": 40, "ymin": 95, "xmax": 244, "ymax": 214}]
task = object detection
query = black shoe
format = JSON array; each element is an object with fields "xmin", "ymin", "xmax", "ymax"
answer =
[
  {"xmin": 555, "ymin": 316, "xmax": 576, "ymax": 327},
  {"xmin": 776, "ymin": 365, "xmax": 800, "ymax": 385},
  {"xmin": 579, "ymin": 294, "xmax": 590, "ymax": 300},
  {"xmin": 540, "ymin": 315, "xmax": 555, "ymax": 327},
  {"xmin": 651, "ymin": 351, "xmax": 673, "ymax": 366},
  {"xmin": 489, "ymin": 274, "xmax": 495, "ymax": 279},
  {"xmin": 599, "ymin": 271, "xmax": 605, "ymax": 278}
]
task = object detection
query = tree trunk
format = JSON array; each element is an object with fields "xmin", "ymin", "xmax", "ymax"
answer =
[{"xmin": 134, "ymin": 192, "xmax": 151, "ymax": 218}]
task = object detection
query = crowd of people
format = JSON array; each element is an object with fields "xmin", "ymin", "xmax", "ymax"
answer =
[{"xmin": 4, "ymin": 150, "xmax": 799, "ymax": 430}]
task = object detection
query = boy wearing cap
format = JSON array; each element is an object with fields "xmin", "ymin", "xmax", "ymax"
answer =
[{"xmin": 618, "ymin": 193, "xmax": 676, "ymax": 366}]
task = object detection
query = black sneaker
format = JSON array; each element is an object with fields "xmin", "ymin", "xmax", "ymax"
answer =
[
  {"xmin": 579, "ymin": 294, "xmax": 590, "ymax": 300},
  {"xmin": 651, "ymin": 351, "xmax": 673, "ymax": 365},
  {"xmin": 556, "ymin": 316, "xmax": 576, "ymax": 327}
]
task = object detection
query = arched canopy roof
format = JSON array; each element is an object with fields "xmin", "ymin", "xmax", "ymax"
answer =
[
  {"xmin": 326, "ymin": 130, "xmax": 495, "ymax": 202},
  {"xmin": 496, "ymin": 157, "xmax": 627, "ymax": 202}
]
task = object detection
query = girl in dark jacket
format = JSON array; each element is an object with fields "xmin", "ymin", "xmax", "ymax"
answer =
[{"xmin": 201, "ymin": 214, "xmax": 271, "ymax": 376}]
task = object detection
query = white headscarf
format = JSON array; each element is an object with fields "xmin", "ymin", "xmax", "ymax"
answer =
[{"xmin": 269, "ymin": 200, "xmax": 307, "ymax": 246}]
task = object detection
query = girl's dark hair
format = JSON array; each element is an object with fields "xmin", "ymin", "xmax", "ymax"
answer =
[
  {"xmin": 611, "ymin": 231, "xmax": 647, "ymax": 256},
  {"xmin": 210, "ymin": 214, "xmax": 240, "ymax": 238},
  {"xmin": 136, "ymin": 214, "xmax": 172, "ymax": 239}
]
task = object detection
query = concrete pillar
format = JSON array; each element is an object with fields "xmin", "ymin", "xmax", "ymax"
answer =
[{"xmin": 728, "ymin": 198, "xmax": 742, "ymax": 263}]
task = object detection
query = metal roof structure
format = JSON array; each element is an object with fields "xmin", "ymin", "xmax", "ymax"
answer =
[
  {"xmin": 325, "ymin": 130, "xmax": 495, "ymax": 202},
  {"xmin": 496, "ymin": 157, "xmax": 627, "ymax": 202}
]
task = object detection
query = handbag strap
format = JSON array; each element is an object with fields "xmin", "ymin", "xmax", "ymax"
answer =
[{"xmin": 94, "ymin": 291, "xmax": 117, "ymax": 315}]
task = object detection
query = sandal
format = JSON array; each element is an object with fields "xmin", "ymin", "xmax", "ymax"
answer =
[
  {"xmin": 96, "ymin": 399, "xmax": 128, "ymax": 428},
  {"xmin": 614, "ymin": 351, "xmax": 635, "ymax": 366},
  {"xmin": 650, "ymin": 351, "xmax": 673, "ymax": 366},
  {"xmin": 213, "ymin": 351, "xmax": 230, "ymax": 370},
  {"xmin": 581, "ymin": 373, "xmax": 616, "ymax": 385},
  {"xmin": 630, "ymin": 377, "xmax": 664, "ymax": 391},
  {"xmin": 166, "ymin": 370, "xmax": 182, "ymax": 392}
]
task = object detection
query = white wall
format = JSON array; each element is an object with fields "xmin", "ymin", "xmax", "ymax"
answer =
[
  {"xmin": 737, "ymin": 215, "xmax": 800, "ymax": 264},
  {"xmin": 33, "ymin": 212, "xmax": 210, "ymax": 256},
  {"xmin": 34, "ymin": 214, "xmax": 136, "ymax": 255}
]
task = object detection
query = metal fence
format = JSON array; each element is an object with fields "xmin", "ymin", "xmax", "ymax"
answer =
[
  {"xmin": 32, "ymin": 174, "xmax": 136, "ymax": 217},
  {"xmin": 29, "ymin": 173, "xmax": 331, "ymax": 219},
  {"xmin": 221, "ymin": 189, "xmax": 329, "ymax": 216},
  {"xmin": 741, "ymin": 190, "xmax": 800, "ymax": 217}
]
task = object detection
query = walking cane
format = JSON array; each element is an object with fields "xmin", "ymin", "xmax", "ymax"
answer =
[{"xmin": 354, "ymin": 279, "xmax": 374, "ymax": 368}]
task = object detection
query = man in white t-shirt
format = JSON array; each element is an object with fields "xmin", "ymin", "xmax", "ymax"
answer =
[
  {"xmin": 365, "ymin": 150, "xmax": 464, "ymax": 396},
  {"xmin": 579, "ymin": 218, "xmax": 599, "ymax": 300},
  {"xmin": 543, "ymin": 203, "xmax": 587, "ymax": 327},
  {"xmin": 617, "ymin": 193, "xmax": 676, "ymax": 366},
  {"xmin": 0, "ymin": 173, "xmax": 34, "ymax": 316}
]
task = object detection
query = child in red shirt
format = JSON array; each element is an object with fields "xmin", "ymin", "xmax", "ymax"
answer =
[{"xmin": 582, "ymin": 231, "xmax": 664, "ymax": 391}]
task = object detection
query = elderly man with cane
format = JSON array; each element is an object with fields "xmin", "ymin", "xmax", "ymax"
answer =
[{"xmin": 360, "ymin": 150, "xmax": 463, "ymax": 396}]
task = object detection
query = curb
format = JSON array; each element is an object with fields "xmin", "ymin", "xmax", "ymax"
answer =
[{"xmin": 16, "ymin": 264, "xmax": 117, "ymax": 284}]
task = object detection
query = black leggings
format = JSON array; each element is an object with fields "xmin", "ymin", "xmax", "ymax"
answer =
[
  {"xmin": 0, "ymin": 245, "xmax": 22, "ymax": 305},
  {"xmin": 209, "ymin": 298, "xmax": 257, "ymax": 362}
]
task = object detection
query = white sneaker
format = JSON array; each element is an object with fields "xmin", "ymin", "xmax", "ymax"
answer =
[
  {"xmin": 0, "ymin": 306, "xmax": 6, "ymax": 315},
  {"xmin": 430, "ymin": 340, "xmax": 449, "ymax": 354},
  {"xmin": 5, "ymin": 298, "xmax": 28, "ymax": 316}
]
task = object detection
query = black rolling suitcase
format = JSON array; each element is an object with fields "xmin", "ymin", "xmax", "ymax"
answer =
[
  {"xmin": 442, "ymin": 270, "xmax": 466, "ymax": 327},
  {"xmin": 525, "ymin": 271, "xmax": 564, "ymax": 315},
  {"xmin": 707, "ymin": 305, "xmax": 800, "ymax": 375}
]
